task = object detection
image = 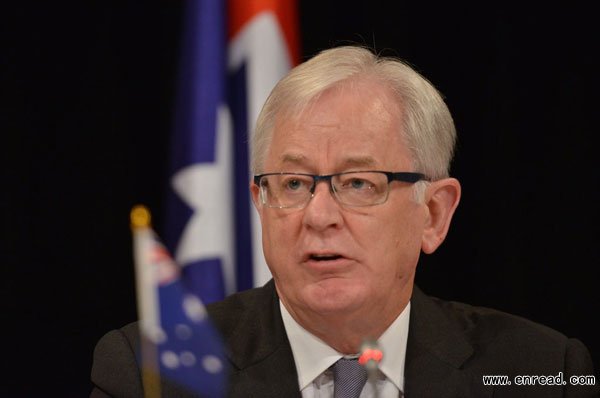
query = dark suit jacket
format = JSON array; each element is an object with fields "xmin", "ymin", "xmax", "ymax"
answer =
[{"xmin": 90, "ymin": 280, "xmax": 599, "ymax": 397}]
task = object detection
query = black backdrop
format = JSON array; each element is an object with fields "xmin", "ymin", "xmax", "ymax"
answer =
[{"xmin": 4, "ymin": 2, "xmax": 598, "ymax": 397}]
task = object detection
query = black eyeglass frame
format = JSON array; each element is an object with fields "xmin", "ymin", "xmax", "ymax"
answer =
[{"xmin": 253, "ymin": 170, "xmax": 430, "ymax": 207}]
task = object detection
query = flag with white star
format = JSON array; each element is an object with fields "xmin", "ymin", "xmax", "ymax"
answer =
[{"xmin": 164, "ymin": 0, "xmax": 300, "ymax": 304}]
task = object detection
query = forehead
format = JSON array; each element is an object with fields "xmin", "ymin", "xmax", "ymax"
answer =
[{"xmin": 266, "ymin": 80, "xmax": 413, "ymax": 171}]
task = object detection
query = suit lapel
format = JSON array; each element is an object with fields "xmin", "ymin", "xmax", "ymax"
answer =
[
  {"xmin": 228, "ymin": 343, "xmax": 300, "ymax": 398},
  {"xmin": 403, "ymin": 286, "xmax": 493, "ymax": 398},
  {"xmin": 211, "ymin": 280, "xmax": 301, "ymax": 398}
]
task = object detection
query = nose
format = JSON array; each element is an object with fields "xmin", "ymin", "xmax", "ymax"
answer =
[{"xmin": 302, "ymin": 180, "xmax": 343, "ymax": 231}]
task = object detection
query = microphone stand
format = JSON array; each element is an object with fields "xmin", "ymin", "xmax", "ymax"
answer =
[{"xmin": 359, "ymin": 339, "xmax": 383, "ymax": 398}]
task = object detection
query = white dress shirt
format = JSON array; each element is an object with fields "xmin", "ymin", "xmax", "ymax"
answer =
[{"xmin": 280, "ymin": 301, "xmax": 410, "ymax": 398}]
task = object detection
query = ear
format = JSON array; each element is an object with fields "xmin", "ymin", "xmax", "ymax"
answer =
[
  {"xmin": 421, "ymin": 178, "xmax": 461, "ymax": 254},
  {"xmin": 250, "ymin": 181, "xmax": 262, "ymax": 214}
]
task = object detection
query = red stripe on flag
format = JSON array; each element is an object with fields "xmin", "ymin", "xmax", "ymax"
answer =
[{"xmin": 228, "ymin": 0, "xmax": 301, "ymax": 65}]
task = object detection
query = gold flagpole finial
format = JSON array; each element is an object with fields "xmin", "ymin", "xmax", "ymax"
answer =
[{"xmin": 130, "ymin": 205, "xmax": 152, "ymax": 228}]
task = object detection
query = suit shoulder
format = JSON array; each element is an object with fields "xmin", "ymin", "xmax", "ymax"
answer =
[
  {"xmin": 206, "ymin": 282, "xmax": 276, "ymax": 333},
  {"xmin": 423, "ymin": 293, "xmax": 597, "ymax": 383},
  {"xmin": 91, "ymin": 322, "xmax": 143, "ymax": 397},
  {"xmin": 207, "ymin": 283, "xmax": 272, "ymax": 315},
  {"xmin": 428, "ymin": 295, "xmax": 570, "ymax": 346},
  {"xmin": 94, "ymin": 321, "xmax": 140, "ymax": 358}
]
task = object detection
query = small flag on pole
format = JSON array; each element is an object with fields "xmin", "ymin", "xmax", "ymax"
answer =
[{"xmin": 131, "ymin": 205, "xmax": 228, "ymax": 398}]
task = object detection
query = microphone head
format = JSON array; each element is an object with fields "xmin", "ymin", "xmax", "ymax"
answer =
[{"xmin": 358, "ymin": 339, "xmax": 383, "ymax": 371}]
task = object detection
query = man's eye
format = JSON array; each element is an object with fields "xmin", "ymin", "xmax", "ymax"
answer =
[
  {"xmin": 350, "ymin": 179, "xmax": 367, "ymax": 189},
  {"xmin": 286, "ymin": 179, "xmax": 303, "ymax": 190}
]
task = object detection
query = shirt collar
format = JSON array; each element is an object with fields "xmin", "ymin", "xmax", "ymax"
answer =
[
  {"xmin": 378, "ymin": 301, "xmax": 410, "ymax": 390},
  {"xmin": 280, "ymin": 300, "xmax": 411, "ymax": 391}
]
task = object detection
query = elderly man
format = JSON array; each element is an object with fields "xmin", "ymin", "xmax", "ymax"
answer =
[{"xmin": 91, "ymin": 46, "xmax": 598, "ymax": 397}]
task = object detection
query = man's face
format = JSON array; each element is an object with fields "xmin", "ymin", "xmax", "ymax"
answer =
[{"xmin": 251, "ymin": 80, "xmax": 429, "ymax": 321}]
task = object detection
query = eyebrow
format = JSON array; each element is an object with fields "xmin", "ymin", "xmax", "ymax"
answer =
[
  {"xmin": 280, "ymin": 153, "xmax": 377, "ymax": 169},
  {"xmin": 281, "ymin": 153, "xmax": 307, "ymax": 165},
  {"xmin": 339, "ymin": 156, "xmax": 377, "ymax": 168}
]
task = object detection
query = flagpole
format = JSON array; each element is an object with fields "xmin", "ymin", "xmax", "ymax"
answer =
[{"xmin": 131, "ymin": 205, "xmax": 161, "ymax": 398}]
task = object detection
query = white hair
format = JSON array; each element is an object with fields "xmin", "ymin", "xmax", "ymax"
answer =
[{"xmin": 251, "ymin": 45, "xmax": 456, "ymax": 201}]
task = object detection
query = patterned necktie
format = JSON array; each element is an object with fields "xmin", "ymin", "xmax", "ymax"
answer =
[{"xmin": 332, "ymin": 357, "xmax": 367, "ymax": 398}]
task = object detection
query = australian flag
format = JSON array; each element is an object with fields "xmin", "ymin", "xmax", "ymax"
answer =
[
  {"xmin": 164, "ymin": 0, "xmax": 300, "ymax": 305},
  {"xmin": 132, "ymin": 205, "xmax": 228, "ymax": 397}
]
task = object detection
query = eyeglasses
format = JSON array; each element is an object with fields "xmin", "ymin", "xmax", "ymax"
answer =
[{"xmin": 253, "ymin": 171, "xmax": 428, "ymax": 208}]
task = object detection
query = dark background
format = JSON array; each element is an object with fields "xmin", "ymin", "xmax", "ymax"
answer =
[{"xmin": 3, "ymin": 2, "xmax": 598, "ymax": 396}]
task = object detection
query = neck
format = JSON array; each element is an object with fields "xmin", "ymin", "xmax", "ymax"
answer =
[{"xmin": 281, "ymin": 288, "xmax": 412, "ymax": 354}]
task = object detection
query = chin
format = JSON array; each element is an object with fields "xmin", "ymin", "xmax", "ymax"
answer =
[{"xmin": 303, "ymin": 278, "xmax": 368, "ymax": 314}]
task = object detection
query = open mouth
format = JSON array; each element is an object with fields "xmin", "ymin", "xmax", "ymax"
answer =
[{"xmin": 309, "ymin": 254, "xmax": 343, "ymax": 261}]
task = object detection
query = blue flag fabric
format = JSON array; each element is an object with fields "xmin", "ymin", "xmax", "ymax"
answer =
[
  {"xmin": 156, "ymin": 262, "xmax": 228, "ymax": 397},
  {"xmin": 165, "ymin": 0, "xmax": 230, "ymax": 304},
  {"xmin": 164, "ymin": 0, "xmax": 299, "ymax": 305}
]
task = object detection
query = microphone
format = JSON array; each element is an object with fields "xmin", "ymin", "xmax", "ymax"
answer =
[{"xmin": 359, "ymin": 339, "xmax": 383, "ymax": 398}]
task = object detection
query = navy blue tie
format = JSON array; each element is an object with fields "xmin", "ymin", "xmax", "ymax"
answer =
[{"xmin": 333, "ymin": 358, "xmax": 367, "ymax": 398}]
